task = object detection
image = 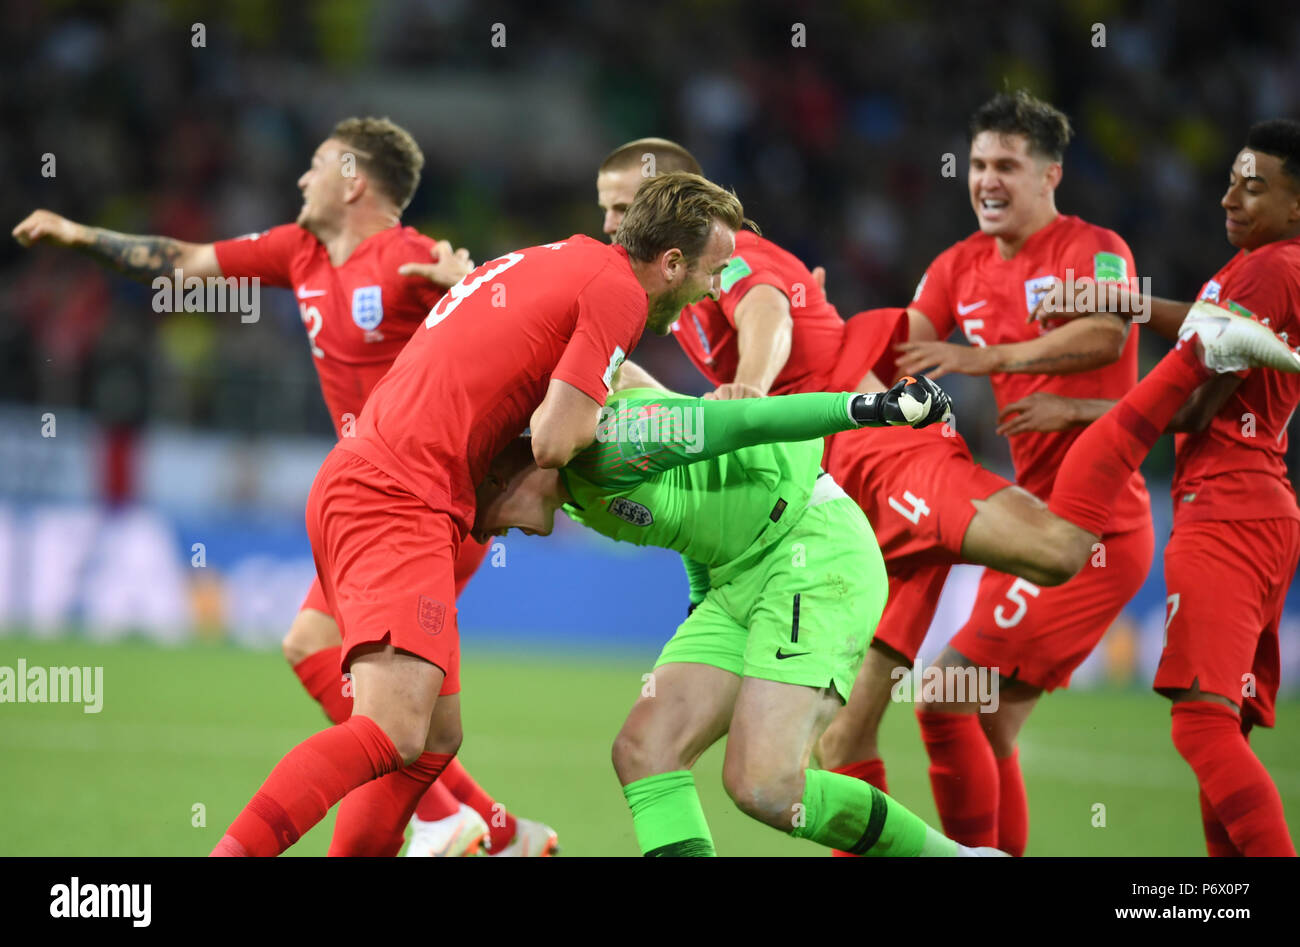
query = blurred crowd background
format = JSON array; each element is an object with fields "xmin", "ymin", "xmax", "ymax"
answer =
[{"xmin": 5, "ymin": 0, "xmax": 1300, "ymax": 483}]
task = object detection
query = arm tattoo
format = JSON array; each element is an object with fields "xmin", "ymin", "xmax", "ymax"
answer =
[
  {"xmin": 84, "ymin": 228, "xmax": 187, "ymax": 282},
  {"xmin": 1000, "ymin": 349, "xmax": 1108, "ymax": 373}
]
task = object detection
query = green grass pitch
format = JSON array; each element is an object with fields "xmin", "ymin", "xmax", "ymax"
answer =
[{"xmin": 1, "ymin": 634, "xmax": 1298, "ymax": 856}]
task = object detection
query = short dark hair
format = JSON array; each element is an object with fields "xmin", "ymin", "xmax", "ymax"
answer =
[
  {"xmin": 330, "ymin": 116, "xmax": 424, "ymax": 211},
  {"xmin": 1245, "ymin": 119, "xmax": 1300, "ymax": 188},
  {"xmin": 969, "ymin": 90, "xmax": 1073, "ymax": 162},
  {"xmin": 615, "ymin": 171, "xmax": 750, "ymax": 264},
  {"xmin": 599, "ymin": 138, "xmax": 703, "ymax": 177}
]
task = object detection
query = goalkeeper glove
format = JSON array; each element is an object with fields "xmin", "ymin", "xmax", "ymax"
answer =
[{"xmin": 850, "ymin": 374, "xmax": 953, "ymax": 429}]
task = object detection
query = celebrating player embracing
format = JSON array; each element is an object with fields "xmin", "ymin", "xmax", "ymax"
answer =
[{"xmin": 208, "ymin": 171, "xmax": 746, "ymax": 856}]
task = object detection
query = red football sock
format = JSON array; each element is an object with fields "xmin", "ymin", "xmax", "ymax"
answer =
[
  {"xmin": 917, "ymin": 710, "xmax": 999, "ymax": 847},
  {"xmin": 1171, "ymin": 702, "xmax": 1296, "ymax": 857},
  {"xmin": 329, "ymin": 751, "xmax": 454, "ymax": 857},
  {"xmin": 1050, "ymin": 342, "xmax": 1210, "ymax": 535},
  {"xmin": 830, "ymin": 758, "xmax": 888, "ymax": 858},
  {"xmin": 1199, "ymin": 788, "xmax": 1242, "ymax": 858},
  {"xmin": 440, "ymin": 757, "xmax": 516, "ymax": 852},
  {"xmin": 211, "ymin": 715, "xmax": 402, "ymax": 857},
  {"xmin": 291, "ymin": 646, "xmax": 353, "ymax": 725},
  {"xmin": 996, "ymin": 748, "xmax": 1029, "ymax": 857},
  {"xmin": 414, "ymin": 779, "xmax": 461, "ymax": 822}
]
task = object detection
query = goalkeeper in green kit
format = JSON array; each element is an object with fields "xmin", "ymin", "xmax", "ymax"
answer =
[{"xmin": 472, "ymin": 370, "xmax": 1007, "ymax": 857}]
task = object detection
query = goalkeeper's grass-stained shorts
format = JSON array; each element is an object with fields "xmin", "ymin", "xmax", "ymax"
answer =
[{"xmin": 656, "ymin": 484, "xmax": 886, "ymax": 702}]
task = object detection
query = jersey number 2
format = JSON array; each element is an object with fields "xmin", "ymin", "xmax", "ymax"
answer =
[{"xmin": 299, "ymin": 304, "xmax": 324, "ymax": 358}]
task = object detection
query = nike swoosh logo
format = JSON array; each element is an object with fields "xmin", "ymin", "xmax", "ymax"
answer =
[
  {"xmin": 297, "ymin": 288, "xmax": 327, "ymax": 299},
  {"xmin": 957, "ymin": 299, "xmax": 987, "ymax": 315},
  {"xmin": 775, "ymin": 648, "xmax": 811, "ymax": 660}
]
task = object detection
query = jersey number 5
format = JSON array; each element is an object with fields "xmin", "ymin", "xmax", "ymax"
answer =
[
  {"xmin": 994, "ymin": 577, "xmax": 1041, "ymax": 628},
  {"xmin": 425, "ymin": 252, "xmax": 525, "ymax": 329}
]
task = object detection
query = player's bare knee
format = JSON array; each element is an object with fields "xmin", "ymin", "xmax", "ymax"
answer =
[
  {"xmin": 611, "ymin": 724, "xmax": 685, "ymax": 783},
  {"xmin": 281, "ymin": 609, "xmax": 340, "ymax": 666},
  {"xmin": 1037, "ymin": 524, "xmax": 1094, "ymax": 586},
  {"xmin": 722, "ymin": 764, "xmax": 803, "ymax": 830},
  {"xmin": 281, "ymin": 619, "xmax": 314, "ymax": 666}
]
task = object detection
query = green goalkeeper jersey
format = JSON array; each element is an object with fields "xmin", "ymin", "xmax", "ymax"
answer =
[{"xmin": 560, "ymin": 388, "xmax": 859, "ymax": 590}]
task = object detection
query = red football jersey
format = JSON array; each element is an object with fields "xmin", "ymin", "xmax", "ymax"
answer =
[
  {"xmin": 672, "ymin": 231, "xmax": 845, "ymax": 394},
  {"xmin": 911, "ymin": 214, "xmax": 1150, "ymax": 532},
  {"xmin": 1173, "ymin": 236, "xmax": 1300, "ymax": 524},
  {"xmin": 340, "ymin": 236, "xmax": 647, "ymax": 533},
  {"xmin": 214, "ymin": 223, "xmax": 447, "ymax": 437}
]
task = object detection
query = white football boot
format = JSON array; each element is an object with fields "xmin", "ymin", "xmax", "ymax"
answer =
[
  {"xmin": 1179, "ymin": 300, "xmax": 1300, "ymax": 374},
  {"xmin": 488, "ymin": 817, "xmax": 560, "ymax": 857},
  {"xmin": 404, "ymin": 803, "xmax": 489, "ymax": 857}
]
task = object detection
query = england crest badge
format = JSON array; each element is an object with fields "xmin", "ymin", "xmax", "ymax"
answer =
[{"xmin": 352, "ymin": 285, "xmax": 384, "ymax": 331}]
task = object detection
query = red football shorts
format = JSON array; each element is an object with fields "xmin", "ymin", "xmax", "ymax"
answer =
[
  {"xmin": 1154, "ymin": 517, "xmax": 1300, "ymax": 728},
  {"xmin": 949, "ymin": 521, "xmax": 1155, "ymax": 691},
  {"xmin": 828, "ymin": 427, "xmax": 1011, "ymax": 566},
  {"xmin": 306, "ymin": 448, "xmax": 462, "ymax": 695},
  {"xmin": 873, "ymin": 561, "xmax": 952, "ymax": 664},
  {"xmin": 299, "ymin": 525, "xmax": 490, "ymax": 618}
]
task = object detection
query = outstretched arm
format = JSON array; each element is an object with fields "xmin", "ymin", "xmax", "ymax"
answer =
[
  {"xmin": 1028, "ymin": 276, "xmax": 1192, "ymax": 342},
  {"xmin": 13, "ymin": 209, "xmax": 221, "ymax": 281},
  {"xmin": 568, "ymin": 378, "xmax": 950, "ymax": 487},
  {"xmin": 895, "ymin": 314, "xmax": 1129, "ymax": 380}
]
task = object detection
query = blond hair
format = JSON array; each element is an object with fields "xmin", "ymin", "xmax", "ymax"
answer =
[{"xmin": 616, "ymin": 171, "xmax": 752, "ymax": 263}]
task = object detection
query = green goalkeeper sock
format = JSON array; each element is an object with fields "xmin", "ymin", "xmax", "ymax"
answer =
[
  {"xmin": 622, "ymin": 770, "xmax": 716, "ymax": 857},
  {"xmin": 793, "ymin": 768, "xmax": 959, "ymax": 856}
]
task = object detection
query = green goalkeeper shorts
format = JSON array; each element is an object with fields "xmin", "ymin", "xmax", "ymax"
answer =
[{"xmin": 655, "ymin": 488, "xmax": 887, "ymax": 702}]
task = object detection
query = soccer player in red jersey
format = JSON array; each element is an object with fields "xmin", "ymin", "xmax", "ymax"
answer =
[
  {"xmin": 869, "ymin": 91, "xmax": 1157, "ymax": 855},
  {"xmin": 1022, "ymin": 120, "xmax": 1300, "ymax": 856},
  {"xmin": 205, "ymin": 171, "xmax": 746, "ymax": 855},
  {"xmin": 12, "ymin": 117, "xmax": 541, "ymax": 855},
  {"xmin": 595, "ymin": 129, "xmax": 1141, "ymax": 855}
]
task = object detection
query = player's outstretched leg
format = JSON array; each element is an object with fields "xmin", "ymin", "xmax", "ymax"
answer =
[
  {"xmin": 1048, "ymin": 309, "xmax": 1299, "ymax": 540},
  {"xmin": 726, "ymin": 677, "xmax": 1005, "ymax": 856},
  {"xmin": 612, "ymin": 662, "xmax": 740, "ymax": 856},
  {"xmin": 211, "ymin": 643, "xmax": 449, "ymax": 857}
]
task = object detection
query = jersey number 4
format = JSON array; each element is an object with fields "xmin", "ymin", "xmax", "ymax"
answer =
[{"xmin": 887, "ymin": 491, "xmax": 931, "ymax": 524}]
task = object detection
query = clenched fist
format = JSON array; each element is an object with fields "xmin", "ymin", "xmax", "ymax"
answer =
[{"xmin": 12, "ymin": 209, "xmax": 86, "ymax": 248}]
